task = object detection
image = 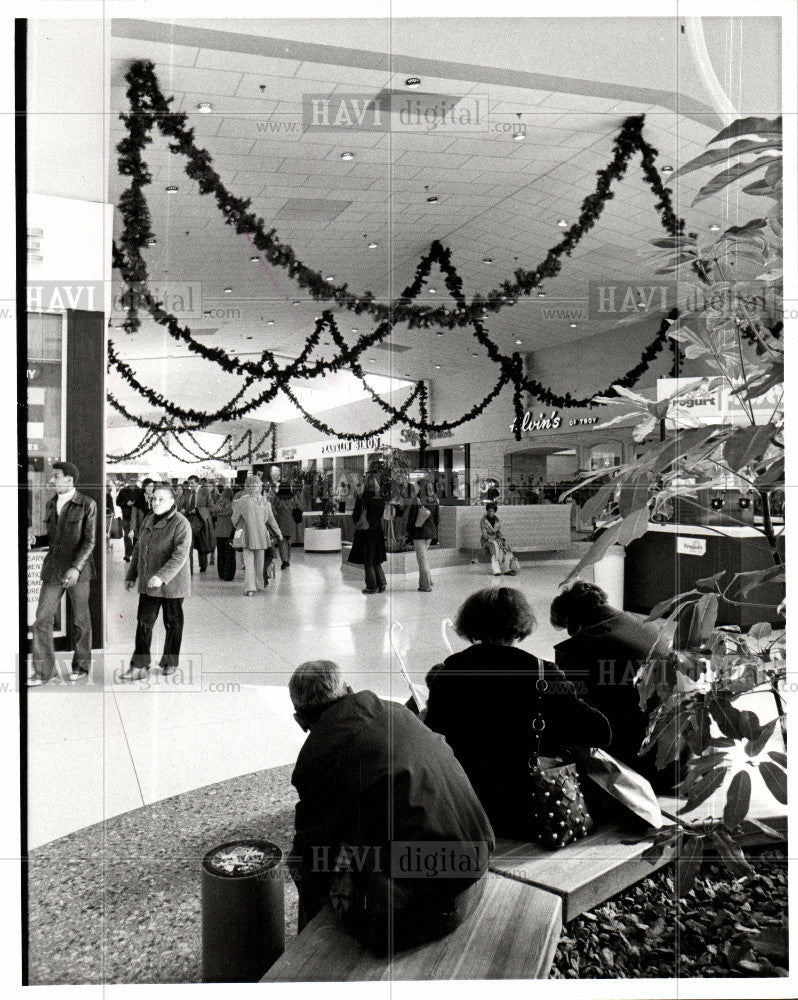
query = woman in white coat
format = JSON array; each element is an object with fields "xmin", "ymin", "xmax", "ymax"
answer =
[{"xmin": 231, "ymin": 474, "xmax": 283, "ymax": 596}]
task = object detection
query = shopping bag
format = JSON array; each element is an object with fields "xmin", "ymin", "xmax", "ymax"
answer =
[
  {"xmin": 579, "ymin": 748, "xmax": 669, "ymax": 828},
  {"xmin": 231, "ymin": 527, "xmax": 245, "ymax": 550}
]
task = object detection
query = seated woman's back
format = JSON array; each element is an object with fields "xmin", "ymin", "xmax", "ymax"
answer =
[{"xmin": 424, "ymin": 588, "xmax": 610, "ymax": 835}]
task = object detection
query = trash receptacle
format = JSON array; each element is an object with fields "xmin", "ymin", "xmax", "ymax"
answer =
[{"xmin": 201, "ymin": 839, "xmax": 285, "ymax": 983}]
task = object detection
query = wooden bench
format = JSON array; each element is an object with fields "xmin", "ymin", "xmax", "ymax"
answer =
[{"xmin": 261, "ymin": 872, "xmax": 562, "ymax": 982}]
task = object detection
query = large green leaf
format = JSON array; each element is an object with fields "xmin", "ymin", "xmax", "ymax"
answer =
[
  {"xmin": 693, "ymin": 156, "xmax": 781, "ymax": 205},
  {"xmin": 685, "ymin": 593, "xmax": 719, "ymax": 648},
  {"xmin": 744, "ymin": 718, "xmax": 777, "ymax": 757},
  {"xmin": 681, "ymin": 765, "xmax": 726, "ymax": 813},
  {"xmin": 734, "ymin": 564, "xmax": 785, "ymax": 599},
  {"xmin": 708, "ymin": 697, "xmax": 760, "ymax": 740},
  {"xmin": 675, "ymin": 834, "xmax": 704, "ymax": 897},
  {"xmin": 759, "ymin": 761, "xmax": 787, "ymax": 804},
  {"xmin": 669, "ymin": 140, "xmax": 782, "ymax": 182},
  {"xmin": 768, "ymin": 750, "xmax": 787, "ymax": 768},
  {"xmin": 723, "ymin": 769, "xmax": 752, "ymax": 828},
  {"xmin": 709, "ymin": 116, "xmax": 782, "ymax": 145}
]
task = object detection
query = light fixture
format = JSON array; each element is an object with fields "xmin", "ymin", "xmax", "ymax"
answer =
[
  {"xmin": 483, "ymin": 257, "xmax": 493, "ymax": 263},
  {"xmin": 709, "ymin": 223, "xmax": 721, "ymax": 232},
  {"xmin": 146, "ymin": 237, "xmax": 157, "ymax": 245},
  {"xmin": 515, "ymin": 339, "xmax": 523, "ymax": 345},
  {"xmin": 267, "ymin": 320, "xmax": 274, "ymax": 325},
  {"xmin": 368, "ymin": 242, "xmax": 378, "ymax": 248},
  {"xmin": 224, "ymin": 287, "xmax": 233, "ymax": 294},
  {"xmin": 513, "ymin": 132, "xmax": 526, "ymax": 141},
  {"xmin": 661, "ymin": 165, "xmax": 674, "ymax": 174},
  {"xmin": 196, "ymin": 102, "xmax": 213, "ymax": 113},
  {"xmin": 246, "ymin": 336, "xmax": 253, "ymax": 341},
  {"xmin": 250, "ymin": 255, "xmax": 260, "ymax": 262},
  {"xmin": 434, "ymin": 364, "xmax": 441, "ymax": 370},
  {"xmin": 340, "ymin": 151, "xmax": 354, "ymax": 161},
  {"xmin": 326, "ymin": 275, "xmax": 335, "ymax": 282},
  {"xmin": 637, "ymin": 300, "xmax": 647, "ymax": 309},
  {"xmin": 428, "ymin": 287, "xmax": 436, "ymax": 294},
  {"xmin": 203, "ymin": 309, "xmax": 212, "ymax": 316},
  {"xmin": 427, "ymin": 196, "xmax": 438, "ymax": 203},
  {"xmin": 570, "ymin": 322, "xmax": 578, "ymax": 328},
  {"xmin": 351, "ymin": 328, "xmax": 358, "ymax": 333},
  {"xmin": 405, "ymin": 77, "xmax": 421, "ymax": 89},
  {"xmin": 537, "ymin": 291, "xmax": 546, "ymax": 298},
  {"xmin": 557, "ymin": 219, "xmax": 568, "ymax": 228},
  {"xmin": 292, "ymin": 300, "xmax": 300, "ymax": 305},
  {"xmin": 165, "ymin": 185, "xmax": 179, "ymax": 193},
  {"xmin": 436, "ymin": 331, "xmax": 444, "ymax": 336},
  {"xmin": 471, "ymin": 352, "xmax": 478, "ymax": 357}
]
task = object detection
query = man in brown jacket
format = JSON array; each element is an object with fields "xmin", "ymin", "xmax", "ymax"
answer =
[
  {"xmin": 29, "ymin": 461, "xmax": 97, "ymax": 685},
  {"xmin": 122, "ymin": 484, "xmax": 191, "ymax": 680}
]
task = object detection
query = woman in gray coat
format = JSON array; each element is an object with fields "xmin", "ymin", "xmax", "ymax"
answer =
[
  {"xmin": 122, "ymin": 484, "xmax": 191, "ymax": 679},
  {"xmin": 231, "ymin": 475, "xmax": 283, "ymax": 596}
]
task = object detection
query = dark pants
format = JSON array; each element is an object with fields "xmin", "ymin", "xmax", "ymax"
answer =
[
  {"xmin": 216, "ymin": 537, "xmax": 236, "ymax": 581},
  {"xmin": 364, "ymin": 562, "xmax": 386, "ymax": 592},
  {"xmin": 278, "ymin": 536, "xmax": 292, "ymax": 566},
  {"xmin": 131, "ymin": 594, "xmax": 184, "ymax": 669},
  {"xmin": 262, "ymin": 545, "xmax": 276, "ymax": 586},
  {"xmin": 195, "ymin": 546, "xmax": 208, "ymax": 572},
  {"xmin": 122, "ymin": 517, "xmax": 133, "ymax": 559},
  {"xmin": 31, "ymin": 578, "xmax": 92, "ymax": 681}
]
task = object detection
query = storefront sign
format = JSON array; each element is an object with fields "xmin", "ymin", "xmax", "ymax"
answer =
[
  {"xmin": 676, "ymin": 536, "xmax": 707, "ymax": 557},
  {"xmin": 278, "ymin": 436, "xmax": 386, "ymax": 462},
  {"xmin": 657, "ymin": 378, "xmax": 782, "ymax": 427},
  {"xmin": 398, "ymin": 427, "xmax": 454, "ymax": 447},
  {"xmin": 321, "ymin": 436, "xmax": 384, "ymax": 456},
  {"xmin": 511, "ymin": 410, "xmax": 562, "ymax": 433}
]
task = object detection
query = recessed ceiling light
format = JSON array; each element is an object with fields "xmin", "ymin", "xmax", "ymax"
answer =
[
  {"xmin": 515, "ymin": 339, "xmax": 523, "ymax": 345},
  {"xmin": 351, "ymin": 328, "xmax": 358, "ymax": 333},
  {"xmin": 165, "ymin": 185, "xmax": 179, "ymax": 193},
  {"xmin": 146, "ymin": 237, "xmax": 157, "ymax": 245},
  {"xmin": 267, "ymin": 320, "xmax": 274, "ymax": 325},
  {"xmin": 537, "ymin": 291, "xmax": 546, "ymax": 298},
  {"xmin": 326, "ymin": 275, "xmax": 335, "ymax": 281},
  {"xmin": 483, "ymin": 257, "xmax": 493, "ymax": 263},
  {"xmin": 427, "ymin": 196, "xmax": 438, "ymax": 203},
  {"xmin": 368, "ymin": 242, "xmax": 378, "ymax": 249},
  {"xmin": 557, "ymin": 219, "xmax": 568, "ymax": 228},
  {"xmin": 434, "ymin": 364, "xmax": 441, "ymax": 369},
  {"xmin": 471, "ymin": 352, "xmax": 478, "ymax": 357},
  {"xmin": 293, "ymin": 300, "xmax": 300, "ymax": 305},
  {"xmin": 570, "ymin": 322, "xmax": 578, "ymax": 328},
  {"xmin": 661, "ymin": 165, "xmax": 674, "ymax": 174},
  {"xmin": 709, "ymin": 223, "xmax": 721, "ymax": 232},
  {"xmin": 428, "ymin": 287, "xmax": 436, "ymax": 294},
  {"xmin": 637, "ymin": 300, "xmax": 647, "ymax": 309},
  {"xmin": 405, "ymin": 77, "xmax": 421, "ymax": 89},
  {"xmin": 250, "ymin": 255, "xmax": 260, "ymax": 262},
  {"xmin": 436, "ymin": 331, "xmax": 443, "ymax": 336},
  {"xmin": 204, "ymin": 310, "xmax": 212, "ymax": 316},
  {"xmin": 196, "ymin": 102, "xmax": 213, "ymax": 113},
  {"xmin": 513, "ymin": 132, "xmax": 526, "ymax": 141},
  {"xmin": 340, "ymin": 151, "xmax": 354, "ymax": 161},
  {"xmin": 224, "ymin": 287, "xmax": 232, "ymax": 294}
]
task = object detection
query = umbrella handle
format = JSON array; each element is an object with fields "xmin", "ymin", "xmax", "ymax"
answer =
[{"xmin": 441, "ymin": 618, "xmax": 454, "ymax": 655}]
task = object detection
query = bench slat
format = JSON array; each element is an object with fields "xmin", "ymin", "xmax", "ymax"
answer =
[{"xmin": 262, "ymin": 872, "xmax": 562, "ymax": 982}]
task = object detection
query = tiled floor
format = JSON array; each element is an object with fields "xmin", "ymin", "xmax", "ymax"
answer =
[{"xmin": 27, "ymin": 540, "xmax": 578, "ymax": 848}]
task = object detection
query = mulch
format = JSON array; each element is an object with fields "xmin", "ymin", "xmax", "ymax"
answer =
[{"xmin": 551, "ymin": 847, "xmax": 787, "ymax": 978}]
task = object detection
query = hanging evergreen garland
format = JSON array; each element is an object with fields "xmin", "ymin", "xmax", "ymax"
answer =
[
  {"xmin": 107, "ymin": 423, "xmax": 276, "ymax": 465},
  {"xmin": 115, "ymin": 60, "xmax": 691, "ymax": 330}
]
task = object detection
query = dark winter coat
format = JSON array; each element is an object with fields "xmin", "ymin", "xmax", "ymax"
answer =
[
  {"xmin": 424, "ymin": 643, "xmax": 611, "ymax": 834},
  {"xmin": 405, "ymin": 497, "xmax": 439, "ymax": 542},
  {"xmin": 348, "ymin": 492, "xmax": 387, "ymax": 565}
]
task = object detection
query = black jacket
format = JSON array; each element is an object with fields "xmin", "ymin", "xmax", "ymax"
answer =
[
  {"xmin": 406, "ymin": 497, "xmax": 439, "ymax": 542},
  {"xmin": 291, "ymin": 690, "xmax": 494, "ymax": 924},
  {"xmin": 39, "ymin": 491, "xmax": 97, "ymax": 584},
  {"xmin": 424, "ymin": 644, "xmax": 611, "ymax": 833},
  {"xmin": 348, "ymin": 492, "xmax": 387, "ymax": 565},
  {"xmin": 554, "ymin": 609, "xmax": 674, "ymax": 789}
]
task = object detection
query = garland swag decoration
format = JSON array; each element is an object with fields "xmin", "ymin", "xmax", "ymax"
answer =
[
  {"xmin": 115, "ymin": 60, "xmax": 693, "ymax": 330},
  {"xmin": 107, "ymin": 422, "xmax": 276, "ymax": 465},
  {"xmin": 111, "ymin": 58, "xmax": 688, "ymax": 443}
]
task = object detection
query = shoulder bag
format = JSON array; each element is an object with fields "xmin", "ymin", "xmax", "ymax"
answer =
[
  {"xmin": 414, "ymin": 503, "xmax": 431, "ymax": 528},
  {"xmin": 529, "ymin": 659, "xmax": 594, "ymax": 850},
  {"xmin": 231, "ymin": 527, "xmax": 245, "ymax": 550}
]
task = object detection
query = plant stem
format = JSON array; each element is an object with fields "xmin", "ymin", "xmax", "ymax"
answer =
[{"xmin": 758, "ymin": 489, "xmax": 783, "ymax": 567}]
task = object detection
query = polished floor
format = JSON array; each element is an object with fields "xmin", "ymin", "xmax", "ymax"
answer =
[{"xmin": 27, "ymin": 539, "xmax": 577, "ymax": 848}]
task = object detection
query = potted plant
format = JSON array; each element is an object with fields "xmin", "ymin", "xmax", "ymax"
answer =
[
  {"xmin": 563, "ymin": 116, "xmax": 785, "ymax": 897},
  {"xmin": 304, "ymin": 496, "xmax": 341, "ymax": 552}
]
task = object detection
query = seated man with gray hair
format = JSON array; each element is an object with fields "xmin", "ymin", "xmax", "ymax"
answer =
[{"xmin": 287, "ymin": 660, "xmax": 495, "ymax": 954}]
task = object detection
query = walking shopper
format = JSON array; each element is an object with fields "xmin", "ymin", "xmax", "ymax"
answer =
[
  {"xmin": 271, "ymin": 483, "xmax": 297, "ymax": 569},
  {"xmin": 348, "ymin": 475, "xmax": 387, "ymax": 594},
  {"xmin": 116, "ymin": 480, "xmax": 138, "ymax": 562},
  {"xmin": 231, "ymin": 474, "xmax": 283, "ymax": 596},
  {"xmin": 29, "ymin": 461, "xmax": 97, "ymax": 685},
  {"xmin": 184, "ymin": 475, "xmax": 216, "ymax": 573},
  {"xmin": 122, "ymin": 484, "xmax": 191, "ymax": 680},
  {"xmin": 213, "ymin": 482, "xmax": 237, "ymax": 581},
  {"xmin": 405, "ymin": 479, "xmax": 439, "ymax": 592}
]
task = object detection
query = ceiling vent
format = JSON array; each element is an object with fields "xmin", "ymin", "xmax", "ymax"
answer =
[
  {"xmin": 372, "ymin": 341, "xmax": 412, "ymax": 353},
  {"xmin": 275, "ymin": 198, "xmax": 352, "ymax": 221}
]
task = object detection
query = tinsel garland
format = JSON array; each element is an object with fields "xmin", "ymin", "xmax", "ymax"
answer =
[
  {"xmin": 115, "ymin": 60, "xmax": 690, "ymax": 330},
  {"xmin": 107, "ymin": 424, "xmax": 275, "ymax": 465},
  {"xmin": 111, "ymin": 58, "xmax": 686, "ymax": 442}
]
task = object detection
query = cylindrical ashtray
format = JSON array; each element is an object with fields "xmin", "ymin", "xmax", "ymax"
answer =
[{"xmin": 201, "ymin": 840, "xmax": 285, "ymax": 983}]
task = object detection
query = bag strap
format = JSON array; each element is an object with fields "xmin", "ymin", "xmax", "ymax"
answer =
[{"xmin": 530, "ymin": 658, "xmax": 548, "ymax": 770}]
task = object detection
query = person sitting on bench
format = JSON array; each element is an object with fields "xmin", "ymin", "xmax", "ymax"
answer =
[
  {"xmin": 287, "ymin": 659, "xmax": 495, "ymax": 954},
  {"xmin": 423, "ymin": 587, "xmax": 611, "ymax": 837},
  {"xmin": 550, "ymin": 580, "xmax": 678, "ymax": 791}
]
